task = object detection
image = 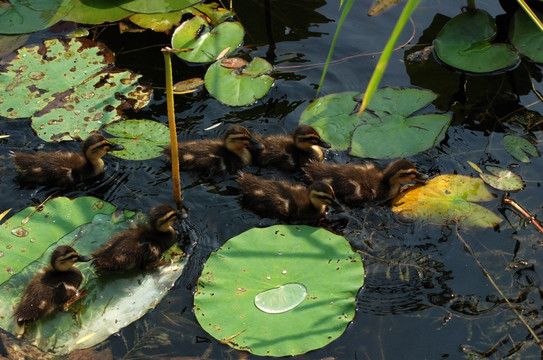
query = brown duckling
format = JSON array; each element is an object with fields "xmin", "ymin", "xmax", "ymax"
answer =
[
  {"xmin": 236, "ymin": 172, "xmax": 340, "ymax": 224},
  {"xmin": 163, "ymin": 125, "xmax": 264, "ymax": 176},
  {"xmin": 303, "ymin": 159, "xmax": 428, "ymax": 206},
  {"xmin": 14, "ymin": 245, "xmax": 90, "ymax": 338},
  {"xmin": 12, "ymin": 134, "xmax": 124, "ymax": 187},
  {"xmin": 254, "ymin": 125, "xmax": 331, "ymax": 171},
  {"xmin": 91, "ymin": 204, "xmax": 184, "ymax": 273}
]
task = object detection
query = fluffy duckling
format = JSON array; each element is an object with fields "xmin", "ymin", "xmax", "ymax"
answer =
[
  {"xmin": 91, "ymin": 204, "xmax": 184, "ymax": 273},
  {"xmin": 303, "ymin": 159, "xmax": 428, "ymax": 206},
  {"xmin": 12, "ymin": 134, "xmax": 124, "ymax": 187},
  {"xmin": 236, "ymin": 172, "xmax": 340, "ymax": 224},
  {"xmin": 163, "ymin": 125, "xmax": 264, "ymax": 176},
  {"xmin": 254, "ymin": 125, "xmax": 331, "ymax": 171},
  {"xmin": 14, "ymin": 245, "xmax": 90, "ymax": 338}
]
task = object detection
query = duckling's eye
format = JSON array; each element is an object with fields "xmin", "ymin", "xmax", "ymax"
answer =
[{"xmin": 90, "ymin": 142, "xmax": 111, "ymax": 152}]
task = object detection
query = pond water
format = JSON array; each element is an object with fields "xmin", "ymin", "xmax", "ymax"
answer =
[{"xmin": 1, "ymin": 0, "xmax": 543, "ymax": 358}]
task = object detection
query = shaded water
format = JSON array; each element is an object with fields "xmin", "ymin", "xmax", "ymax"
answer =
[{"xmin": 1, "ymin": 0, "xmax": 543, "ymax": 358}]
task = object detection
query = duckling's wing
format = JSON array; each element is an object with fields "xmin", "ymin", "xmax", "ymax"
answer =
[
  {"xmin": 91, "ymin": 229, "xmax": 141, "ymax": 272},
  {"xmin": 13, "ymin": 152, "xmax": 85, "ymax": 186},
  {"xmin": 14, "ymin": 273, "xmax": 56, "ymax": 324}
]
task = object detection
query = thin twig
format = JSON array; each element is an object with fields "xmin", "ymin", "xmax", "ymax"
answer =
[{"xmin": 502, "ymin": 193, "xmax": 543, "ymax": 234}]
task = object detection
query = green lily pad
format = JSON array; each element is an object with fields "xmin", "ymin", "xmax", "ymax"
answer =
[
  {"xmin": 63, "ymin": 0, "xmax": 133, "ymax": 24},
  {"xmin": 0, "ymin": 38, "xmax": 152, "ymax": 142},
  {"xmin": 194, "ymin": 225, "xmax": 364, "ymax": 357},
  {"xmin": 108, "ymin": 0, "xmax": 199, "ymax": 13},
  {"xmin": 171, "ymin": 16, "xmax": 245, "ymax": 63},
  {"xmin": 434, "ymin": 9, "xmax": 520, "ymax": 73},
  {"xmin": 104, "ymin": 119, "xmax": 171, "ymax": 160},
  {"xmin": 503, "ymin": 135, "xmax": 540, "ymax": 163},
  {"xmin": 192, "ymin": 3, "xmax": 236, "ymax": 27},
  {"xmin": 204, "ymin": 57, "xmax": 274, "ymax": 106},
  {"xmin": 0, "ymin": 0, "xmax": 72, "ymax": 34},
  {"xmin": 509, "ymin": 9, "xmax": 543, "ymax": 63},
  {"xmin": 129, "ymin": 10, "xmax": 187, "ymax": 32},
  {"xmin": 392, "ymin": 174, "xmax": 502, "ymax": 228},
  {"xmin": 0, "ymin": 196, "xmax": 115, "ymax": 286},
  {"xmin": 300, "ymin": 88, "xmax": 451, "ymax": 159},
  {"xmin": 0, "ymin": 197, "xmax": 187, "ymax": 354},
  {"xmin": 480, "ymin": 166, "xmax": 524, "ymax": 191}
]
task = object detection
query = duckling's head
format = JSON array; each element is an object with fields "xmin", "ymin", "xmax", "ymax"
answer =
[
  {"xmin": 148, "ymin": 204, "xmax": 183, "ymax": 232},
  {"xmin": 51, "ymin": 245, "xmax": 90, "ymax": 272},
  {"xmin": 82, "ymin": 134, "xmax": 124, "ymax": 161},
  {"xmin": 223, "ymin": 125, "xmax": 264, "ymax": 155},
  {"xmin": 308, "ymin": 181, "xmax": 341, "ymax": 212},
  {"xmin": 384, "ymin": 159, "xmax": 428, "ymax": 187},
  {"xmin": 292, "ymin": 125, "xmax": 331, "ymax": 153}
]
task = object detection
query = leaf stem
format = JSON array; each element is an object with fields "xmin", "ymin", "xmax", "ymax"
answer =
[{"xmin": 502, "ymin": 193, "xmax": 543, "ymax": 234}]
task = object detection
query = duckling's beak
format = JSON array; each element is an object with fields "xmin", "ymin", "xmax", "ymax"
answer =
[
  {"xmin": 77, "ymin": 255, "xmax": 91, "ymax": 262},
  {"xmin": 108, "ymin": 142, "xmax": 125, "ymax": 151},
  {"xmin": 250, "ymin": 138, "xmax": 264, "ymax": 150},
  {"xmin": 317, "ymin": 139, "xmax": 331, "ymax": 149},
  {"xmin": 329, "ymin": 198, "xmax": 344, "ymax": 212},
  {"xmin": 414, "ymin": 171, "xmax": 429, "ymax": 182}
]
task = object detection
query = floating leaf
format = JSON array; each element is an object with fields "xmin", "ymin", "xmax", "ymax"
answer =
[
  {"xmin": 392, "ymin": 174, "xmax": 502, "ymax": 228},
  {"xmin": 104, "ymin": 119, "xmax": 170, "ymax": 160},
  {"xmin": 509, "ymin": 9, "xmax": 543, "ymax": 63},
  {"xmin": 204, "ymin": 56, "xmax": 274, "ymax": 106},
  {"xmin": 467, "ymin": 161, "xmax": 483, "ymax": 174},
  {"xmin": 173, "ymin": 77, "xmax": 204, "ymax": 93},
  {"xmin": 0, "ymin": 198, "xmax": 187, "ymax": 354},
  {"xmin": 434, "ymin": 9, "xmax": 520, "ymax": 73},
  {"xmin": 129, "ymin": 10, "xmax": 186, "ymax": 32},
  {"xmin": 0, "ymin": 38, "xmax": 152, "ymax": 142},
  {"xmin": 171, "ymin": 15, "xmax": 244, "ymax": 63},
  {"xmin": 63, "ymin": 0, "xmax": 132, "ymax": 24},
  {"xmin": 194, "ymin": 225, "xmax": 364, "ymax": 356},
  {"xmin": 480, "ymin": 166, "xmax": 524, "ymax": 191},
  {"xmin": 503, "ymin": 135, "xmax": 539, "ymax": 163},
  {"xmin": 108, "ymin": 0, "xmax": 199, "ymax": 13},
  {"xmin": 0, "ymin": 0, "xmax": 72, "ymax": 34},
  {"xmin": 300, "ymin": 88, "xmax": 451, "ymax": 159}
]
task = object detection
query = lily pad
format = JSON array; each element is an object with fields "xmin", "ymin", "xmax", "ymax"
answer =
[
  {"xmin": 0, "ymin": 38, "xmax": 152, "ymax": 142},
  {"xmin": 0, "ymin": 0, "xmax": 72, "ymax": 34},
  {"xmin": 108, "ymin": 0, "xmax": 199, "ymax": 13},
  {"xmin": 480, "ymin": 166, "xmax": 524, "ymax": 191},
  {"xmin": 391, "ymin": 174, "xmax": 502, "ymax": 228},
  {"xmin": 63, "ymin": 0, "xmax": 133, "ymax": 24},
  {"xmin": 434, "ymin": 9, "xmax": 520, "ymax": 73},
  {"xmin": 129, "ymin": 10, "xmax": 187, "ymax": 32},
  {"xmin": 194, "ymin": 225, "xmax": 364, "ymax": 357},
  {"xmin": 171, "ymin": 15, "xmax": 245, "ymax": 63},
  {"xmin": 503, "ymin": 135, "xmax": 540, "ymax": 163},
  {"xmin": 509, "ymin": 9, "xmax": 543, "ymax": 63},
  {"xmin": 0, "ymin": 197, "xmax": 187, "ymax": 354},
  {"xmin": 300, "ymin": 88, "xmax": 451, "ymax": 159},
  {"xmin": 104, "ymin": 119, "xmax": 171, "ymax": 160},
  {"xmin": 204, "ymin": 57, "xmax": 274, "ymax": 106}
]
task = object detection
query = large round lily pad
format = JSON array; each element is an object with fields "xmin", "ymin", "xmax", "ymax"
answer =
[
  {"xmin": 171, "ymin": 15, "xmax": 244, "ymax": 63},
  {"xmin": 0, "ymin": 197, "xmax": 187, "ymax": 354},
  {"xmin": 104, "ymin": 119, "xmax": 170, "ymax": 160},
  {"xmin": 434, "ymin": 9, "xmax": 520, "ymax": 73},
  {"xmin": 0, "ymin": 0, "xmax": 72, "ymax": 34},
  {"xmin": 300, "ymin": 88, "xmax": 451, "ymax": 159},
  {"xmin": 194, "ymin": 225, "xmax": 364, "ymax": 356},
  {"xmin": 63, "ymin": 0, "xmax": 133, "ymax": 24},
  {"xmin": 204, "ymin": 57, "xmax": 274, "ymax": 106}
]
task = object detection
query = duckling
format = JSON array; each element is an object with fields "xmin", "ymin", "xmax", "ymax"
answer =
[
  {"xmin": 14, "ymin": 245, "xmax": 90, "ymax": 338},
  {"xmin": 91, "ymin": 204, "xmax": 184, "ymax": 273},
  {"xmin": 163, "ymin": 125, "xmax": 264, "ymax": 176},
  {"xmin": 236, "ymin": 172, "xmax": 340, "ymax": 224},
  {"xmin": 254, "ymin": 125, "xmax": 331, "ymax": 171},
  {"xmin": 303, "ymin": 159, "xmax": 428, "ymax": 206},
  {"xmin": 12, "ymin": 134, "xmax": 124, "ymax": 187}
]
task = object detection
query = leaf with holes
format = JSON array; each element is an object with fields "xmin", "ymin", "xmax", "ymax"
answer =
[{"xmin": 0, "ymin": 38, "xmax": 152, "ymax": 142}]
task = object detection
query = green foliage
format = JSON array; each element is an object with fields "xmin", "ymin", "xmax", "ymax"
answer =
[
  {"xmin": 0, "ymin": 0, "xmax": 72, "ymax": 34},
  {"xmin": 434, "ymin": 9, "xmax": 520, "ymax": 73},
  {"xmin": 194, "ymin": 225, "xmax": 364, "ymax": 356},
  {"xmin": 300, "ymin": 88, "xmax": 451, "ymax": 159},
  {"xmin": 104, "ymin": 119, "xmax": 171, "ymax": 160},
  {"xmin": 204, "ymin": 57, "xmax": 274, "ymax": 106},
  {"xmin": 107, "ymin": 0, "xmax": 199, "ymax": 14},
  {"xmin": 503, "ymin": 135, "xmax": 540, "ymax": 163},
  {"xmin": 392, "ymin": 175, "xmax": 502, "ymax": 228},
  {"xmin": 479, "ymin": 166, "xmax": 525, "ymax": 191},
  {"xmin": 0, "ymin": 38, "xmax": 151, "ymax": 142},
  {"xmin": 509, "ymin": 9, "xmax": 543, "ymax": 63},
  {"xmin": 63, "ymin": 0, "xmax": 133, "ymax": 24}
]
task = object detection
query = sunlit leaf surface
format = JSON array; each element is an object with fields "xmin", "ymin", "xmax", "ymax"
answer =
[
  {"xmin": 509, "ymin": 9, "xmax": 543, "ymax": 63},
  {"xmin": 204, "ymin": 57, "xmax": 274, "ymax": 106},
  {"xmin": 0, "ymin": 197, "xmax": 187, "ymax": 354},
  {"xmin": 108, "ymin": 0, "xmax": 199, "ymax": 13},
  {"xmin": 300, "ymin": 88, "xmax": 451, "ymax": 159},
  {"xmin": 480, "ymin": 166, "xmax": 524, "ymax": 191},
  {"xmin": 0, "ymin": 38, "xmax": 152, "ymax": 142},
  {"xmin": 194, "ymin": 225, "xmax": 364, "ymax": 356},
  {"xmin": 392, "ymin": 175, "xmax": 502, "ymax": 228},
  {"xmin": 434, "ymin": 9, "xmax": 519, "ymax": 73},
  {"xmin": 104, "ymin": 119, "xmax": 170, "ymax": 160}
]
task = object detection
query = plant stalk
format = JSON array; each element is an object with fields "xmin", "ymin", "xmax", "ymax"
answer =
[{"xmin": 162, "ymin": 47, "xmax": 183, "ymax": 208}]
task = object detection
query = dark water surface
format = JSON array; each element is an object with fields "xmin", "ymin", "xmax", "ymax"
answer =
[{"xmin": 1, "ymin": 0, "xmax": 543, "ymax": 358}]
